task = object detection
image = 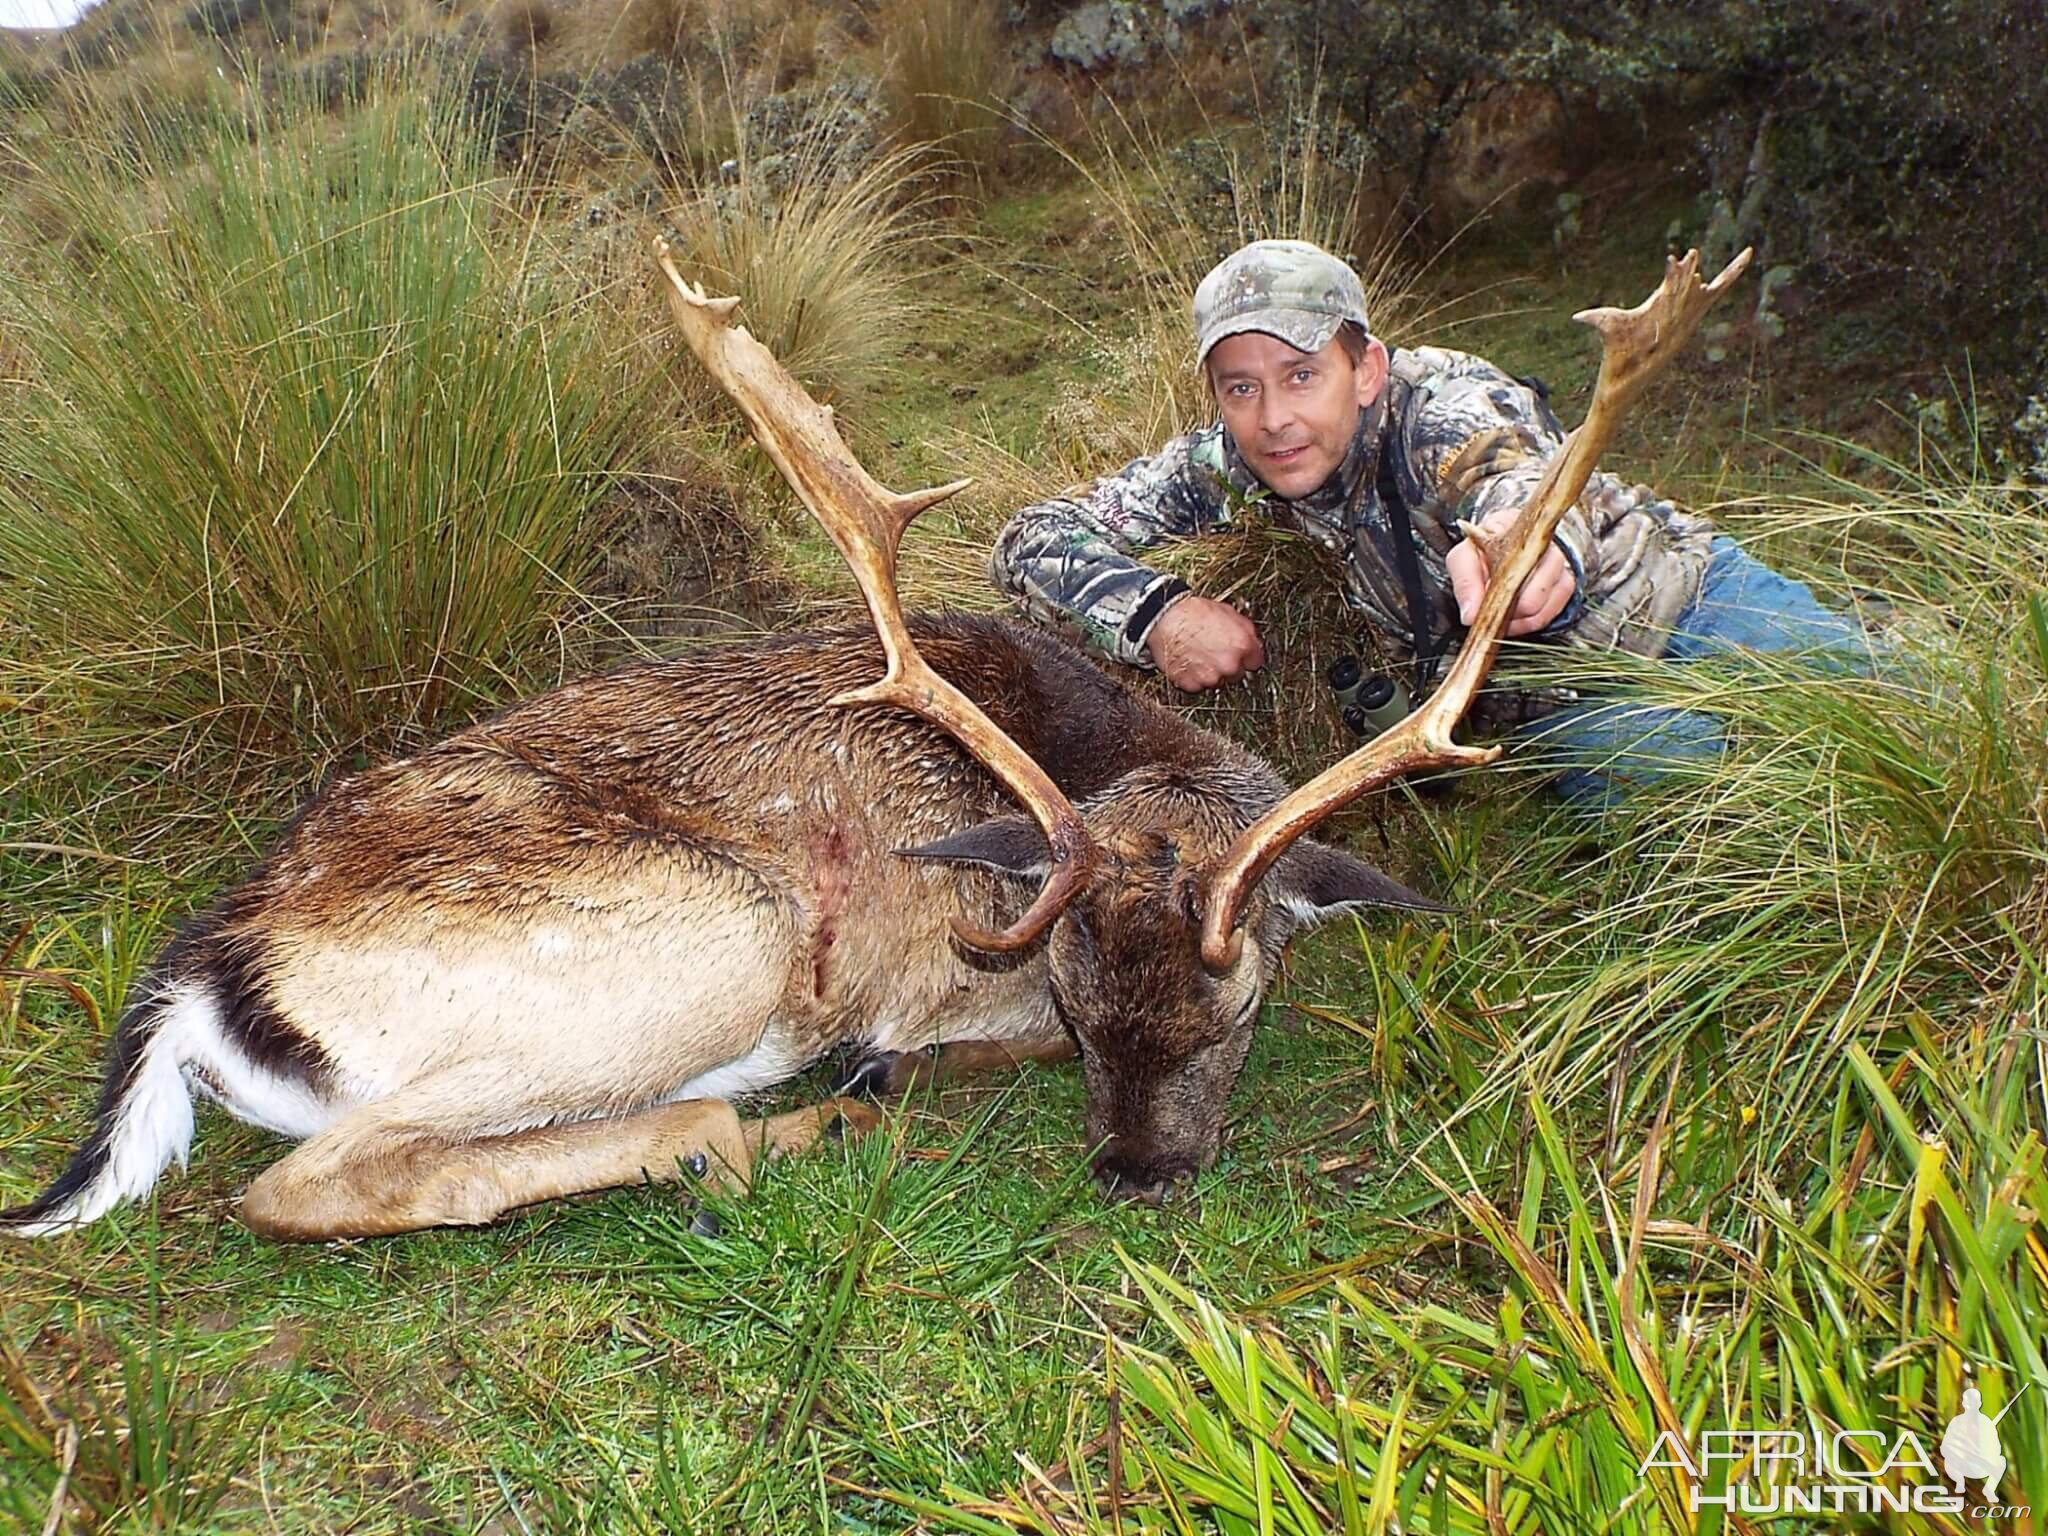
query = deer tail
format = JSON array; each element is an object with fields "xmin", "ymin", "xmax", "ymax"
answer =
[{"xmin": 0, "ymin": 975, "xmax": 209, "ymax": 1238}]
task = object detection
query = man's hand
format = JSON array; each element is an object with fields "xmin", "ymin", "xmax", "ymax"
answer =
[
  {"xmin": 1146, "ymin": 596, "xmax": 1265, "ymax": 691},
  {"xmin": 1447, "ymin": 515, "xmax": 1577, "ymax": 637}
]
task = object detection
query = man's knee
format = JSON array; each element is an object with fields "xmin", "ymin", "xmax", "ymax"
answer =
[
  {"xmin": 1669, "ymin": 538, "xmax": 1872, "ymax": 662},
  {"xmin": 1524, "ymin": 702, "xmax": 1726, "ymax": 809}
]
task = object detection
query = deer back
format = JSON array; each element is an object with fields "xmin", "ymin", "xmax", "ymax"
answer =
[{"xmin": 203, "ymin": 616, "xmax": 1275, "ymax": 1079}]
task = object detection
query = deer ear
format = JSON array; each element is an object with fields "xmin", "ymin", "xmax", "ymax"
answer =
[
  {"xmin": 1270, "ymin": 841, "xmax": 1447, "ymax": 930},
  {"xmin": 896, "ymin": 817, "xmax": 1050, "ymax": 881}
]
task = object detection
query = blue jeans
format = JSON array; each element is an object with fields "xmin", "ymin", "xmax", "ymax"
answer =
[{"xmin": 1514, "ymin": 537, "xmax": 1871, "ymax": 808}]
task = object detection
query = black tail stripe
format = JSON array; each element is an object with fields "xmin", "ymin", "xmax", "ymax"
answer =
[
  {"xmin": 4, "ymin": 862, "xmax": 333, "ymax": 1230},
  {"xmin": 168, "ymin": 891, "xmax": 332, "ymax": 1092}
]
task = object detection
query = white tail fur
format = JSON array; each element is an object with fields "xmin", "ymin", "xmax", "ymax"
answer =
[{"xmin": 1, "ymin": 989, "xmax": 205, "ymax": 1236}]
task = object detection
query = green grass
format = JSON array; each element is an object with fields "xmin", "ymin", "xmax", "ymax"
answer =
[
  {"xmin": 0, "ymin": 897, "xmax": 1467, "ymax": 1529},
  {"xmin": 933, "ymin": 458, "xmax": 2048, "ymax": 1531}
]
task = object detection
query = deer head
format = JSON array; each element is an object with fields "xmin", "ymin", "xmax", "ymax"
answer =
[{"xmin": 895, "ymin": 774, "xmax": 1439, "ymax": 1198}]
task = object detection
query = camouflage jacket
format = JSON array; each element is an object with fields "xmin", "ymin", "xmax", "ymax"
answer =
[{"xmin": 989, "ymin": 345, "xmax": 1717, "ymax": 699}]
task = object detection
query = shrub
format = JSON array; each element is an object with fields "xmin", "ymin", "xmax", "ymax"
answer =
[
  {"xmin": 1296, "ymin": 0, "xmax": 2048, "ymax": 367},
  {"xmin": 0, "ymin": 69, "xmax": 643, "ymax": 771}
]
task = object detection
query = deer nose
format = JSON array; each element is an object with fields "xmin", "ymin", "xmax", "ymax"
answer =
[{"xmin": 1093, "ymin": 1153, "xmax": 1186, "ymax": 1206}]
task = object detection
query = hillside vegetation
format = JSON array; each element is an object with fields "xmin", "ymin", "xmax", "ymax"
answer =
[{"xmin": 1, "ymin": 6, "xmax": 2044, "ymax": 1532}]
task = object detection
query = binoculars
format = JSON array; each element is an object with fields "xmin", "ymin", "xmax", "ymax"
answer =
[{"xmin": 1326, "ymin": 655, "xmax": 1411, "ymax": 737}]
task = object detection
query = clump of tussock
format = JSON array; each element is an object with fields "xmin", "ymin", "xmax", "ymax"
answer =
[
  {"xmin": 554, "ymin": 0, "xmax": 833, "ymax": 80},
  {"xmin": 0, "ymin": 66, "xmax": 644, "ymax": 774},
  {"xmin": 1406, "ymin": 459, "xmax": 2048, "ymax": 1140},
  {"xmin": 878, "ymin": 0, "xmax": 1014, "ymax": 191},
  {"xmin": 648, "ymin": 117, "xmax": 946, "ymax": 620},
  {"xmin": 656, "ymin": 126, "xmax": 940, "ymax": 408}
]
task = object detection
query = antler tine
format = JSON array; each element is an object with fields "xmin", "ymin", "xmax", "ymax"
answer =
[
  {"xmin": 654, "ymin": 240, "xmax": 1093, "ymax": 952},
  {"xmin": 1197, "ymin": 247, "xmax": 1754, "ymax": 971}
]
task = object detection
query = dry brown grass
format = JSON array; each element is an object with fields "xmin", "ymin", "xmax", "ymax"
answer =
[
  {"xmin": 507, "ymin": 108, "xmax": 946, "ymax": 637},
  {"xmin": 879, "ymin": 0, "xmax": 1013, "ymax": 190},
  {"xmin": 544, "ymin": 0, "xmax": 841, "ymax": 80},
  {"xmin": 655, "ymin": 132, "xmax": 940, "ymax": 408},
  {"xmin": 498, "ymin": 0, "xmax": 556, "ymax": 54},
  {"xmin": 309, "ymin": 0, "xmax": 437, "ymax": 50}
]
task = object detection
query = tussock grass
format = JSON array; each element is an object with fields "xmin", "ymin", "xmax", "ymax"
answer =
[
  {"xmin": 656, "ymin": 126, "xmax": 941, "ymax": 413},
  {"xmin": 566, "ymin": 0, "xmax": 833, "ymax": 74},
  {"xmin": 879, "ymin": 0, "xmax": 1013, "ymax": 191},
  {"xmin": 0, "ymin": 67, "xmax": 641, "ymax": 773},
  {"xmin": 646, "ymin": 115, "xmax": 947, "ymax": 623}
]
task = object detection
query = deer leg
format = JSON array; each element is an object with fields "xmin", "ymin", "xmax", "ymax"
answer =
[
  {"xmin": 239, "ymin": 1094, "xmax": 879, "ymax": 1242},
  {"xmin": 838, "ymin": 1035, "xmax": 1077, "ymax": 1099}
]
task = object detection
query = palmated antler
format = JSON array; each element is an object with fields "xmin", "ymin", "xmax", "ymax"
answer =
[
  {"xmin": 1198, "ymin": 247, "xmax": 1754, "ymax": 971},
  {"xmin": 654, "ymin": 240, "xmax": 1094, "ymax": 952}
]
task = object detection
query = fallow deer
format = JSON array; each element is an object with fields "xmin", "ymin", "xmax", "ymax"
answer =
[{"xmin": 0, "ymin": 247, "xmax": 1748, "ymax": 1240}]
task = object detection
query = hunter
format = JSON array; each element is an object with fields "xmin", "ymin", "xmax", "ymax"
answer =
[{"xmin": 990, "ymin": 239, "xmax": 1869, "ymax": 805}]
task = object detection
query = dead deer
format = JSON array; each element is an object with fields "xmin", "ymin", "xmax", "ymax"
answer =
[{"xmin": 0, "ymin": 247, "xmax": 1748, "ymax": 1240}]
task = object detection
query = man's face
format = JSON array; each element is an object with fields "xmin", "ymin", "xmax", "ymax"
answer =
[{"xmin": 1207, "ymin": 330, "xmax": 1388, "ymax": 500}]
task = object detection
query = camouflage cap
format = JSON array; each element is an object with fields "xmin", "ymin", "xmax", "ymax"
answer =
[{"xmin": 1192, "ymin": 239, "xmax": 1369, "ymax": 367}]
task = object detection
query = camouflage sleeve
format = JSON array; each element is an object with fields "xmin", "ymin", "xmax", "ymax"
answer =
[
  {"xmin": 1406, "ymin": 364, "xmax": 1599, "ymax": 636},
  {"xmin": 988, "ymin": 428, "xmax": 1233, "ymax": 668}
]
